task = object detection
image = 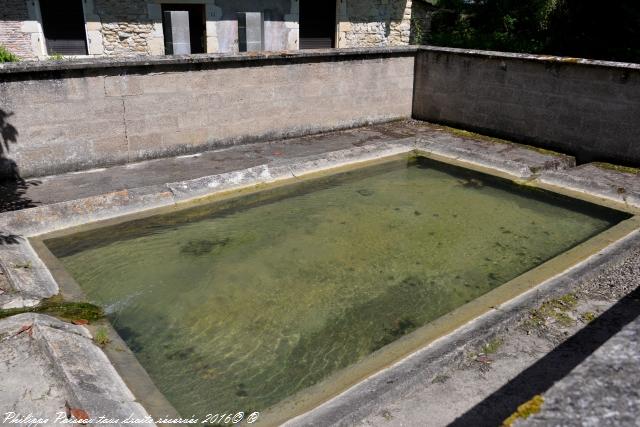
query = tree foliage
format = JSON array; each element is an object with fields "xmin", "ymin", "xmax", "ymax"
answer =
[{"xmin": 427, "ymin": 0, "xmax": 640, "ymax": 62}]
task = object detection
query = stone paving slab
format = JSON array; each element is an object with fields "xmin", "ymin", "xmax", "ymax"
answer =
[
  {"xmin": 415, "ymin": 133, "xmax": 575, "ymax": 179},
  {"xmin": 519, "ymin": 313, "xmax": 640, "ymax": 427},
  {"xmin": 2, "ymin": 121, "xmax": 422, "ymax": 209},
  {"xmin": 538, "ymin": 163, "xmax": 640, "ymax": 208},
  {"xmin": 0, "ymin": 313, "xmax": 150, "ymax": 425}
]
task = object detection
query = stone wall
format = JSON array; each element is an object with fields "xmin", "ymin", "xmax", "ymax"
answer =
[
  {"xmin": 413, "ymin": 47, "xmax": 640, "ymax": 165},
  {"xmin": 338, "ymin": 0, "xmax": 412, "ymax": 48},
  {"xmin": 0, "ymin": 48, "xmax": 416, "ymax": 177},
  {"xmin": 94, "ymin": 0, "xmax": 156, "ymax": 56},
  {"xmin": 0, "ymin": 0, "xmax": 35, "ymax": 59}
]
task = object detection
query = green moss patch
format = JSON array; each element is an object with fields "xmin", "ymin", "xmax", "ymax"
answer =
[
  {"xmin": 525, "ymin": 293, "xmax": 578, "ymax": 330},
  {"xmin": 482, "ymin": 337, "xmax": 504, "ymax": 355},
  {"xmin": 592, "ymin": 162, "xmax": 640, "ymax": 175},
  {"xmin": 435, "ymin": 124, "xmax": 565, "ymax": 158},
  {"xmin": 580, "ymin": 311, "xmax": 597, "ymax": 323},
  {"xmin": 0, "ymin": 296, "xmax": 104, "ymax": 323}
]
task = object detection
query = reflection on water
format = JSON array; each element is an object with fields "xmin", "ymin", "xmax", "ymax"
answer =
[{"xmin": 46, "ymin": 158, "xmax": 626, "ymax": 416}]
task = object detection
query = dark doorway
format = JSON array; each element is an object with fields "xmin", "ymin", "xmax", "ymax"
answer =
[
  {"xmin": 39, "ymin": 0, "xmax": 88, "ymax": 55},
  {"xmin": 300, "ymin": 1, "xmax": 336, "ymax": 49},
  {"xmin": 162, "ymin": 4, "xmax": 206, "ymax": 54}
]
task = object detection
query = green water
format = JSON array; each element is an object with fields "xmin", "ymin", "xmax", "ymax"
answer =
[{"xmin": 46, "ymin": 157, "xmax": 626, "ymax": 416}]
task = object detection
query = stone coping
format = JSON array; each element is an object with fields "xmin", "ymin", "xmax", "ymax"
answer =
[
  {"xmin": 419, "ymin": 45, "xmax": 640, "ymax": 70},
  {"xmin": 2, "ymin": 45, "xmax": 638, "ymax": 76},
  {"xmin": 0, "ymin": 46, "xmax": 418, "ymax": 75},
  {"xmin": 0, "ymin": 313, "xmax": 150, "ymax": 424}
]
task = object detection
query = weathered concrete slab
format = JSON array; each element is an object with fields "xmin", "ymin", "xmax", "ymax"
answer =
[
  {"xmin": 0, "ymin": 241, "xmax": 57, "ymax": 309},
  {"xmin": 519, "ymin": 315, "xmax": 640, "ymax": 427},
  {"xmin": 538, "ymin": 163, "xmax": 640, "ymax": 208},
  {"xmin": 415, "ymin": 133, "xmax": 575, "ymax": 179},
  {"xmin": 1, "ymin": 122, "xmax": 419, "ymax": 209},
  {"xmin": 0, "ymin": 313, "xmax": 151, "ymax": 425}
]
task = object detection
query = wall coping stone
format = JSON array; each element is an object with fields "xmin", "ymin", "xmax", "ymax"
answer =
[
  {"xmin": 419, "ymin": 45, "xmax": 640, "ymax": 71},
  {"xmin": 2, "ymin": 45, "xmax": 638, "ymax": 76},
  {"xmin": 0, "ymin": 46, "xmax": 419, "ymax": 75}
]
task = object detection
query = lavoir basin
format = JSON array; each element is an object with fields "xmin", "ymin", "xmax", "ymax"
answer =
[{"xmin": 41, "ymin": 156, "xmax": 629, "ymax": 420}]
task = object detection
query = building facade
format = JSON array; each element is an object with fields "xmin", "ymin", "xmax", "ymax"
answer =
[{"xmin": 0, "ymin": 0, "xmax": 412, "ymax": 60}]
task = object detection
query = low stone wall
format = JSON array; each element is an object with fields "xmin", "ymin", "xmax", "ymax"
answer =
[
  {"xmin": 413, "ymin": 47, "xmax": 640, "ymax": 165},
  {"xmin": 0, "ymin": 47, "xmax": 416, "ymax": 178}
]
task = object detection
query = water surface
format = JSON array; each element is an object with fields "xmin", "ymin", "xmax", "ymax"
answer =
[{"xmin": 46, "ymin": 157, "xmax": 626, "ymax": 416}]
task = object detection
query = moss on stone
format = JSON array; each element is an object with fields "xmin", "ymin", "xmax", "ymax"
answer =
[
  {"xmin": 524, "ymin": 293, "xmax": 578, "ymax": 330},
  {"xmin": 0, "ymin": 296, "xmax": 104, "ymax": 323},
  {"xmin": 502, "ymin": 394, "xmax": 544, "ymax": 426},
  {"xmin": 94, "ymin": 327, "xmax": 110, "ymax": 347},
  {"xmin": 580, "ymin": 311, "xmax": 597, "ymax": 323},
  {"xmin": 436, "ymin": 124, "xmax": 565, "ymax": 158},
  {"xmin": 592, "ymin": 162, "xmax": 640, "ymax": 175},
  {"xmin": 482, "ymin": 337, "xmax": 503, "ymax": 355}
]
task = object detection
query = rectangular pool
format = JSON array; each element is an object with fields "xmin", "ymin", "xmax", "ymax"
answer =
[{"xmin": 43, "ymin": 156, "xmax": 628, "ymax": 417}]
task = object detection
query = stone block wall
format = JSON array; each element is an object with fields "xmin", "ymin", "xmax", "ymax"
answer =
[
  {"xmin": 413, "ymin": 47, "xmax": 640, "ymax": 165},
  {"xmin": 0, "ymin": 48, "xmax": 416, "ymax": 177},
  {"xmin": 338, "ymin": 0, "xmax": 412, "ymax": 48},
  {"xmin": 95, "ymin": 0, "xmax": 156, "ymax": 56},
  {"xmin": 0, "ymin": 0, "xmax": 36, "ymax": 59}
]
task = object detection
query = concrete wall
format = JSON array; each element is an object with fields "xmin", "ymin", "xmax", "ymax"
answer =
[
  {"xmin": 413, "ymin": 47, "xmax": 640, "ymax": 165},
  {"xmin": 0, "ymin": 48, "xmax": 416, "ymax": 178}
]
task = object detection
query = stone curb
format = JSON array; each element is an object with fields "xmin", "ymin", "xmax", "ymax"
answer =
[{"xmin": 0, "ymin": 313, "xmax": 151, "ymax": 424}]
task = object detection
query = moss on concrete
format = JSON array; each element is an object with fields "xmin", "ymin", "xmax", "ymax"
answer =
[
  {"xmin": 94, "ymin": 327, "xmax": 110, "ymax": 347},
  {"xmin": 592, "ymin": 162, "xmax": 640, "ymax": 175},
  {"xmin": 502, "ymin": 394, "xmax": 544, "ymax": 426},
  {"xmin": 580, "ymin": 311, "xmax": 597, "ymax": 323},
  {"xmin": 0, "ymin": 296, "xmax": 103, "ymax": 323},
  {"xmin": 525, "ymin": 293, "xmax": 578, "ymax": 330},
  {"xmin": 482, "ymin": 337, "xmax": 503, "ymax": 355},
  {"xmin": 435, "ymin": 124, "xmax": 566, "ymax": 158}
]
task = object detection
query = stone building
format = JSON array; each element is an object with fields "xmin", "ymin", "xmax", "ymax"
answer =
[{"xmin": 0, "ymin": 0, "xmax": 412, "ymax": 60}]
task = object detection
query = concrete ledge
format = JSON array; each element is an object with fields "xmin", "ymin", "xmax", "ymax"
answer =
[
  {"xmin": 415, "ymin": 134, "xmax": 575, "ymax": 179},
  {"xmin": 0, "ymin": 313, "xmax": 151, "ymax": 424},
  {"xmin": 0, "ymin": 46, "xmax": 419, "ymax": 76},
  {"xmin": 537, "ymin": 164, "xmax": 640, "ymax": 208},
  {"xmin": 520, "ymin": 309, "xmax": 640, "ymax": 427},
  {"xmin": 0, "ymin": 241, "xmax": 57, "ymax": 309},
  {"xmin": 420, "ymin": 46, "xmax": 640, "ymax": 71}
]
